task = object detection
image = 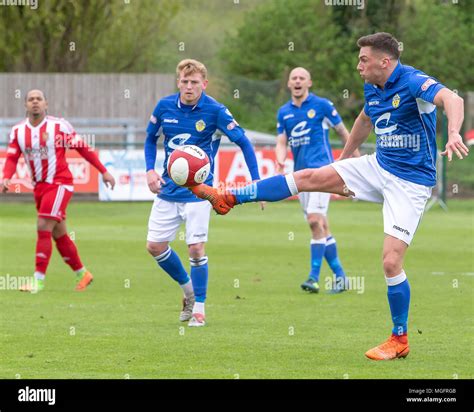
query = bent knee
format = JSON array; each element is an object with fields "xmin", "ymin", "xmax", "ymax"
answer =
[{"xmin": 146, "ymin": 241, "xmax": 169, "ymax": 257}]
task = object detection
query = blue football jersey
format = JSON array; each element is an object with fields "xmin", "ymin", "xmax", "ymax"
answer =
[
  {"xmin": 277, "ymin": 93, "xmax": 342, "ymax": 171},
  {"xmin": 146, "ymin": 92, "xmax": 246, "ymax": 202},
  {"xmin": 364, "ymin": 62, "xmax": 445, "ymax": 187}
]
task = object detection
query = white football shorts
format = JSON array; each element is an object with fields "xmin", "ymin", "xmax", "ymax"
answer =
[
  {"xmin": 147, "ymin": 197, "xmax": 212, "ymax": 244},
  {"xmin": 298, "ymin": 191, "xmax": 331, "ymax": 217},
  {"xmin": 331, "ymin": 153, "xmax": 432, "ymax": 245}
]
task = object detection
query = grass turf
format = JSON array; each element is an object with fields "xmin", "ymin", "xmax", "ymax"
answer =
[{"xmin": 0, "ymin": 199, "xmax": 472, "ymax": 379}]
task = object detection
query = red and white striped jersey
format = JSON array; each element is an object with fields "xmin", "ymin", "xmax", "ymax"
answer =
[{"xmin": 3, "ymin": 116, "xmax": 106, "ymax": 186}]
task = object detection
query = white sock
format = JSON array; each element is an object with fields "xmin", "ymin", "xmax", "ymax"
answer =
[
  {"xmin": 193, "ymin": 302, "xmax": 205, "ymax": 316},
  {"xmin": 34, "ymin": 272, "xmax": 45, "ymax": 281},
  {"xmin": 180, "ymin": 280, "xmax": 194, "ymax": 299}
]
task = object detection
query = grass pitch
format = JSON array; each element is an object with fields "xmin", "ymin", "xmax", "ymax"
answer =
[{"xmin": 0, "ymin": 199, "xmax": 472, "ymax": 379}]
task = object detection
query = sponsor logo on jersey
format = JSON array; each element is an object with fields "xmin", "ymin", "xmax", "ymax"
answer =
[
  {"xmin": 150, "ymin": 115, "xmax": 158, "ymax": 124},
  {"xmin": 392, "ymin": 93, "xmax": 401, "ymax": 108},
  {"xmin": 331, "ymin": 109, "xmax": 338, "ymax": 116},
  {"xmin": 291, "ymin": 121, "xmax": 311, "ymax": 137},
  {"xmin": 283, "ymin": 114, "xmax": 294, "ymax": 120},
  {"xmin": 163, "ymin": 118, "xmax": 178, "ymax": 124},
  {"xmin": 227, "ymin": 121, "xmax": 238, "ymax": 131},
  {"xmin": 168, "ymin": 133, "xmax": 192, "ymax": 149},
  {"xmin": 307, "ymin": 109, "xmax": 316, "ymax": 119},
  {"xmin": 421, "ymin": 78, "xmax": 437, "ymax": 91},
  {"xmin": 195, "ymin": 120, "xmax": 206, "ymax": 132},
  {"xmin": 374, "ymin": 112, "xmax": 398, "ymax": 135},
  {"xmin": 368, "ymin": 100, "xmax": 380, "ymax": 106},
  {"xmin": 290, "ymin": 121, "xmax": 311, "ymax": 147}
]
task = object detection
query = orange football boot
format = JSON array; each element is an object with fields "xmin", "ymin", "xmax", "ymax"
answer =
[
  {"xmin": 190, "ymin": 184, "xmax": 236, "ymax": 215},
  {"xmin": 75, "ymin": 270, "xmax": 94, "ymax": 291},
  {"xmin": 365, "ymin": 334, "xmax": 409, "ymax": 360}
]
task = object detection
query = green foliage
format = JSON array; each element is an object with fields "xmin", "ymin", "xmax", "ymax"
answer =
[
  {"xmin": 0, "ymin": 0, "xmax": 180, "ymax": 72},
  {"xmin": 399, "ymin": 0, "xmax": 474, "ymax": 91},
  {"xmin": 218, "ymin": 0, "xmax": 473, "ymax": 135}
]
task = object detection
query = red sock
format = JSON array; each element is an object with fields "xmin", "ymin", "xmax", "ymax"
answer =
[
  {"xmin": 36, "ymin": 230, "xmax": 53, "ymax": 274},
  {"xmin": 54, "ymin": 234, "xmax": 84, "ymax": 272}
]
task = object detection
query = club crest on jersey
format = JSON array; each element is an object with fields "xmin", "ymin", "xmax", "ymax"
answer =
[
  {"xmin": 195, "ymin": 120, "xmax": 206, "ymax": 132},
  {"xmin": 392, "ymin": 94, "xmax": 401, "ymax": 108},
  {"xmin": 307, "ymin": 109, "xmax": 316, "ymax": 119},
  {"xmin": 41, "ymin": 132, "xmax": 49, "ymax": 143}
]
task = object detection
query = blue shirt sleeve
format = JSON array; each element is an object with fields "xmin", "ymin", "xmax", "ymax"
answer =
[
  {"xmin": 144, "ymin": 102, "xmax": 162, "ymax": 171},
  {"xmin": 408, "ymin": 71, "xmax": 445, "ymax": 103},
  {"xmin": 363, "ymin": 102, "xmax": 370, "ymax": 116},
  {"xmin": 323, "ymin": 99, "xmax": 342, "ymax": 127},
  {"xmin": 276, "ymin": 109, "xmax": 285, "ymax": 135},
  {"xmin": 217, "ymin": 105, "xmax": 260, "ymax": 181}
]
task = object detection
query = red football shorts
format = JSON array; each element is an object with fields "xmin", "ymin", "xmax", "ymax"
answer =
[{"xmin": 34, "ymin": 183, "xmax": 74, "ymax": 222}]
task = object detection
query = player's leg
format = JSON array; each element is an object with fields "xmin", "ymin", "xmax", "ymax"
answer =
[
  {"xmin": 23, "ymin": 216, "xmax": 57, "ymax": 292},
  {"xmin": 299, "ymin": 191, "xmax": 327, "ymax": 293},
  {"xmin": 187, "ymin": 242, "xmax": 207, "ymax": 326},
  {"xmin": 365, "ymin": 235, "xmax": 411, "ymax": 360},
  {"xmin": 146, "ymin": 199, "xmax": 194, "ymax": 321},
  {"xmin": 22, "ymin": 184, "xmax": 71, "ymax": 292},
  {"xmin": 52, "ymin": 219, "xmax": 92, "ymax": 291},
  {"xmin": 365, "ymin": 173, "xmax": 432, "ymax": 360},
  {"xmin": 184, "ymin": 200, "xmax": 212, "ymax": 327},
  {"xmin": 191, "ymin": 164, "xmax": 351, "ymax": 215}
]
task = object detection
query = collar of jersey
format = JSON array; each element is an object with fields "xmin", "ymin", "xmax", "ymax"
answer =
[
  {"xmin": 382, "ymin": 61, "xmax": 403, "ymax": 89},
  {"xmin": 26, "ymin": 116, "xmax": 47, "ymax": 129},
  {"xmin": 175, "ymin": 92, "xmax": 206, "ymax": 111},
  {"xmin": 290, "ymin": 92, "xmax": 315, "ymax": 107}
]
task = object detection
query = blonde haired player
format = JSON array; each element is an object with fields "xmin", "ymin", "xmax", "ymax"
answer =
[{"xmin": 144, "ymin": 59, "xmax": 260, "ymax": 326}]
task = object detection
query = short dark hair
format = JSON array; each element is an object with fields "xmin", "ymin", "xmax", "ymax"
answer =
[
  {"xmin": 357, "ymin": 32, "xmax": 401, "ymax": 60},
  {"xmin": 25, "ymin": 89, "xmax": 47, "ymax": 102}
]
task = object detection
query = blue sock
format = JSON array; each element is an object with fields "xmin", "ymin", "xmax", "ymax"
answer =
[
  {"xmin": 309, "ymin": 238, "xmax": 326, "ymax": 282},
  {"xmin": 154, "ymin": 247, "xmax": 190, "ymax": 285},
  {"xmin": 324, "ymin": 236, "xmax": 346, "ymax": 279},
  {"xmin": 232, "ymin": 175, "xmax": 296, "ymax": 203},
  {"xmin": 190, "ymin": 256, "xmax": 208, "ymax": 303},
  {"xmin": 386, "ymin": 272, "xmax": 410, "ymax": 336}
]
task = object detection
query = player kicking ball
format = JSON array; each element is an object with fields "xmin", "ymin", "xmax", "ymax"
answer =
[
  {"xmin": 1, "ymin": 89, "xmax": 116, "ymax": 293},
  {"xmin": 144, "ymin": 59, "xmax": 260, "ymax": 327},
  {"xmin": 275, "ymin": 67, "xmax": 358, "ymax": 294},
  {"xmin": 190, "ymin": 33, "xmax": 468, "ymax": 359}
]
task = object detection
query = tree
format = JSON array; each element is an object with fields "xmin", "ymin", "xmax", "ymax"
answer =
[{"xmin": 0, "ymin": 0, "xmax": 179, "ymax": 72}]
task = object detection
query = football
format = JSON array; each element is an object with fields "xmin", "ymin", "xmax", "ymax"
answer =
[{"xmin": 167, "ymin": 145, "xmax": 211, "ymax": 187}]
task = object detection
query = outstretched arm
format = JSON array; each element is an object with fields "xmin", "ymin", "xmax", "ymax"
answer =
[
  {"xmin": 433, "ymin": 88, "xmax": 469, "ymax": 161},
  {"xmin": 67, "ymin": 134, "xmax": 115, "ymax": 190},
  {"xmin": 338, "ymin": 109, "xmax": 372, "ymax": 160},
  {"xmin": 233, "ymin": 135, "xmax": 260, "ymax": 181}
]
